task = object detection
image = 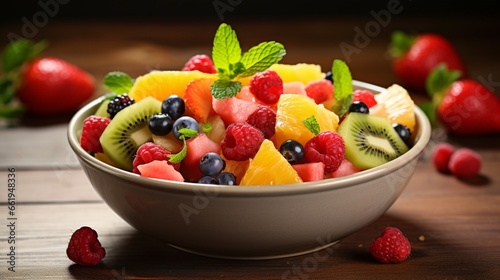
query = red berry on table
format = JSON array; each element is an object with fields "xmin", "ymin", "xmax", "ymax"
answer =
[
  {"xmin": 221, "ymin": 122, "xmax": 265, "ymax": 161},
  {"xmin": 304, "ymin": 131, "xmax": 345, "ymax": 173},
  {"xmin": 249, "ymin": 69, "xmax": 284, "ymax": 104},
  {"xmin": 432, "ymin": 142, "xmax": 455, "ymax": 173},
  {"xmin": 369, "ymin": 227, "xmax": 411, "ymax": 264},
  {"xmin": 17, "ymin": 57, "xmax": 95, "ymax": 116},
  {"xmin": 352, "ymin": 89, "xmax": 377, "ymax": 108},
  {"xmin": 80, "ymin": 115, "xmax": 111, "ymax": 154},
  {"xmin": 246, "ymin": 105, "xmax": 277, "ymax": 139},
  {"xmin": 449, "ymin": 148, "xmax": 482, "ymax": 178},
  {"xmin": 66, "ymin": 226, "xmax": 106, "ymax": 266},
  {"xmin": 390, "ymin": 31, "xmax": 467, "ymax": 92},
  {"xmin": 182, "ymin": 54, "xmax": 216, "ymax": 74},
  {"xmin": 305, "ymin": 79, "xmax": 333, "ymax": 104}
]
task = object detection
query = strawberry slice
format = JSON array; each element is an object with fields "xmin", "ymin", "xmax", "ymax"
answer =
[{"xmin": 184, "ymin": 78, "xmax": 215, "ymax": 123}]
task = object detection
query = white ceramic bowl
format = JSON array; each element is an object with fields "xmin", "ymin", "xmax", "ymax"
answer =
[{"xmin": 68, "ymin": 80, "xmax": 431, "ymax": 260}]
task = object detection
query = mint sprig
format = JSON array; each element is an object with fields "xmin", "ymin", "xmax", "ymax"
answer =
[
  {"xmin": 210, "ymin": 23, "xmax": 286, "ymax": 99},
  {"xmin": 103, "ymin": 71, "xmax": 134, "ymax": 94},
  {"xmin": 167, "ymin": 128, "xmax": 198, "ymax": 164},
  {"xmin": 302, "ymin": 115, "xmax": 320, "ymax": 135},
  {"xmin": 0, "ymin": 39, "xmax": 48, "ymax": 120},
  {"xmin": 331, "ymin": 59, "xmax": 353, "ymax": 118}
]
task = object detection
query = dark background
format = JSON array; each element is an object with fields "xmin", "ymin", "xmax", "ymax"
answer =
[{"xmin": 2, "ymin": 0, "xmax": 498, "ymax": 22}]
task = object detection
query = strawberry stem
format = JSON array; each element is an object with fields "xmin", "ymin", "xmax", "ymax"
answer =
[{"xmin": 389, "ymin": 31, "xmax": 416, "ymax": 58}]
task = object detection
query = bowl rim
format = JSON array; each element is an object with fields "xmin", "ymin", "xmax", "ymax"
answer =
[{"xmin": 68, "ymin": 80, "xmax": 431, "ymax": 197}]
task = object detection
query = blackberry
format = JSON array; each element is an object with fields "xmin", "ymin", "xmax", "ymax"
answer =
[{"xmin": 107, "ymin": 94, "xmax": 135, "ymax": 119}]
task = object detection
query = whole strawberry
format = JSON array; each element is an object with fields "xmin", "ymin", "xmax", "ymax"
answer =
[
  {"xmin": 390, "ymin": 31, "xmax": 467, "ymax": 92},
  {"xmin": 17, "ymin": 57, "xmax": 95, "ymax": 115},
  {"xmin": 426, "ymin": 65, "xmax": 500, "ymax": 135},
  {"xmin": 370, "ymin": 227, "xmax": 411, "ymax": 264}
]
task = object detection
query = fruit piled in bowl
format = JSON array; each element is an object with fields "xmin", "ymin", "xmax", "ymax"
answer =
[{"xmin": 79, "ymin": 23, "xmax": 416, "ymax": 186}]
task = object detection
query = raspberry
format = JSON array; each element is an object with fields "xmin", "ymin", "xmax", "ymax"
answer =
[
  {"xmin": 369, "ymin": 227, "xmax": 411, "ymax": 264},
  {"xmin": 133, "ymin": 142, "xmax": 178, "ymax": 174},
  {"xmin": 449, "ymin": 148, "xmax": 482, "ymax": 178},
  {"xmin": 305, "ymin": 79, "xmax": 333, "ymax": 104},
  {"xmin": 246, "ymin": 105, "xmax": 276, "ymax": 139},
  {"xmin": 80, "ymin": 115, "xmax": 110, "ymax": 153},
  {"xmin": 304, "ymin": 131, "xmax": 345, "ymax": 173},
  {"xmin": 107, "ymin": 94, "xmax": 134, "ymax": 119},
  {"xmin": 221, "ymin": 123, "xmax": 265, "ymax": 161},
  {"xmin": 66, "ymin": 226, "xmax": 106, "ymax": 266},
  {"xmin": 182, "ymin": 54, "xmax": 216, "ymax": 74},
  {"xmin": 249, "ymin": 70, "xmax": 284, "ymax": 104},
  {"xmin": 352, "ymin": 89, "xmax": 377, "ymax": 108},
  {"xmin": 431, "ymin": 142, "xmax": 455, "ymax": 173}
]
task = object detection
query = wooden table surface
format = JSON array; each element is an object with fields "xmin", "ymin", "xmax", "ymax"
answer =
[{"xmin": 1, "ymin": 15, "xmax": 500, "ymax": 279}]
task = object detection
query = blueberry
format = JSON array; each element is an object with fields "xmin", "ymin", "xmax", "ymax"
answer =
[
  {"xmin": 199, "ymin": 152, "xmax": 226, "ymax": 176},
  {"xmin": 393, "ymin": 123, "xmax": 411, "ymax": 145},
  {"xmin": 217, "ymin": 172, "xmax": 236, "ymax": 185},
  {"xmin": 197, "ymin": 176, "xmax": 219, "ymax": 185},
  {"xmin": 279, "ymin": 139, "xmax": 304, "ymax": 164},
  {"xmin": 148, "ymin": 113, "xmax": 173, "ymax": 136},
  {"xmin": 324, "ymin": 71, "xmax": 333, "ymax": 83},
  {"xmin": 172, "ymin": 116, "xmax": 199, "ymax": 140},
  {"xmin": 162, "ymin": 95, "xmax": 185, "ymax": 120},
  {"xmin": 348, "ymin": 101, "xmax": 369, "ymax": 114}
]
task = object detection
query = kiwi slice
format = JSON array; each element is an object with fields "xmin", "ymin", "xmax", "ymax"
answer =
[
  {"xmin": 337, "ymin": 112, "xmax": 409, "ymax": 170},
  {"xmin": 100, "ymin": 97, "xmax": 162, "ymax": 171}
]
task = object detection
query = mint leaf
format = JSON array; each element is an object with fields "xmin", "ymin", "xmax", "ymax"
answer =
[
  {"xmin": 167, "ymin": 128, "xmax": 198, "ymax": 164},
  {"xmin": 210, "ymin": 79, "xmax": 242, "ymax": 100},
  {"xmin": 201, "ymin": 122, "xmax": 213, "ymax": 133},
  {"xmin": 331, "ymin": 59, "xmax": 353, "ymax": 117},
  {"xmin": 103, "ymin": 71, "xmax": 134, "ymax": 94},
  {"xmin": 238, "ymin": 41, "xmax": 286, "ymax": 78},
  {"xmin": 212, "ymin": 23, "xmax": 242, "ymax": 79},
  {"xmin": 2, "ymin": 39, "xmax": 47, "ymax": 73},
  {"xmin": 168, "ymin": 139, "xmax": 188, "ymax": 164},
  {"xmin": 302, "ymin": 115, "xmax": 320, "ymax": 135}
]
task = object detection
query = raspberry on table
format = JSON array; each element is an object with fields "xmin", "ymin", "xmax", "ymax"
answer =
[
  {"xmin": 449, "ymin": 148, "xmax": 482, "ymax": 178},
  {"xmin": 249, "ymin": 69, "xmax": 284, "ymax": 104},
  {"xmin": 80, "ymin": 115, "xmax": 111, "ymax": 154},
  {"xmin": 369, "ymin": 227, "xmax": 411, "ymax": 264},
  {"xmin": 66, "ymin": 226, "xmax": 106, "ymax": 266},
  {"xmin": 107, "ymin": 94, "xmax": 135, "ymax": 119},
  {"xmin": 432, "ymin": 142, "xmax": 455, "ymax": 173},
  {"xmin": 352, "ymin": 89, "xmax": 377, "ymax": 108},
  {"xmin": 304, "ymin": 131, "xmax": 345, "ymax": 173},
  {"xmin": 246, "ymin": 105, "xmax": 277, "ymax": 139},
  {"xmin": 182, "ymin": 54, "xmax": 216, "ymax": 74},
  {"xmin": 221, "ymin": 123, "xmax": 265, "ymax": 161},
  {"xmin": 305, "ymin": 79, "xmax": 333, "ymax": 104},
  {"xmin": 133, "ymin": 142, "xmax": 178, "ymax": 174}
]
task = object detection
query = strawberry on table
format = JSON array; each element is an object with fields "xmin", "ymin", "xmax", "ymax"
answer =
[
  {"xmin": 390, "ymin": 31, "xmax": 467, "ymax": 92},
  {"xmin": 424, "ymin": 65, "xmax": 500, "ymax": 135}
]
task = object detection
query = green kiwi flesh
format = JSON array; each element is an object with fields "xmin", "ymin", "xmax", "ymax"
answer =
[
  {"xmin": 100, "ymin": 97, "xmax": 162, "ymax": 171},
  {"xmin": 337, "ymin": 112, "xmax": 409, "ymax": 170}
]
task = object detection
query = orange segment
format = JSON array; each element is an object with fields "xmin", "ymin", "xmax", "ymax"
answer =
[
  {"xmin": 274, "ymin": 94, "xmax": 339, "ymax": 148},
  {"xmin": 370, "ymin": 84, "xmax": 416, "ymax": 132},
  {"xmin": 128, "ymin": 70, "xmax": 217, "ymax": 101},
  {"xmin": 269, "ymin": 63, "xmax": 324, "ymax": 84},
  {"xmin": 185, "ymin": 77, "xmax": 215, "ymax": 123},
  {"xmin": 239, "ymin": 139, "xmax": 302, "ymax": 186},
  {"xmin": 222, "ymin": 155, "xmax": 249, "ymax": 185}
]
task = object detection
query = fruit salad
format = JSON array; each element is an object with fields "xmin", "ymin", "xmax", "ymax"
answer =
[{"xmin": 79, "ymin": 23, "xmax": 416, "ymax": 186}]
